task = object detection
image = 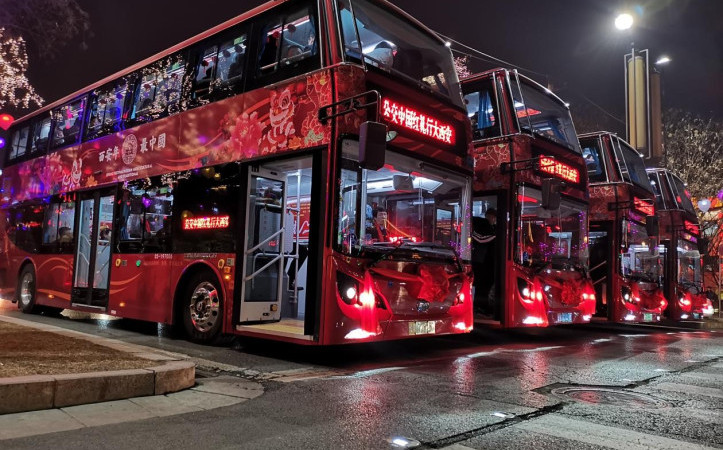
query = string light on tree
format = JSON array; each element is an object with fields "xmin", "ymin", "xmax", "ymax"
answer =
[{"xmin": 0, "ymin": 28, "xmax": 43, "ymax": 109}]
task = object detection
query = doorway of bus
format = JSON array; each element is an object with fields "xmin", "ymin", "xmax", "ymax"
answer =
[
  {"xmin": 588, "ymin": 222, "xmax": 613, "ymax": 318},
  {"xmin": 472, "ymin": 193, "xmax": 504, "ymax": 322},
  {"xmin": 236, "ymin": 154, "xmax": 317, "ymax": 338},
  {"xmin": 71, "ymin": 188, "xmax": 116, "ymax": 309}
]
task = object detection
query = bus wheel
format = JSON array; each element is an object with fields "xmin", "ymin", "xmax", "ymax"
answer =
[
  {"xmin": 182, "ymin": 272, "xmax": 223, "ymax": 344},
  {"xmin": 17, "ymin": 265, "xmax": 38, "ymax": 314}
]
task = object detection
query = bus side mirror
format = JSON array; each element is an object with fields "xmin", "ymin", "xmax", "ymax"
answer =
[
  {"xmin": 359, "ymin": 121, "xmax": 387, "ymax": 170},
  {"xmin": 646, "ymin": 215, "xmax": 659, "ymax": 237},
  {"xmin": 541, "ymin": 178, "xmax": 561, "ymax": 210}
]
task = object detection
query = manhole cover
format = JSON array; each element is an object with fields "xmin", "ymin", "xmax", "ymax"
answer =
[{"xmin": 551, "ymin": 386, "xmax": 668, "ymax": 409}]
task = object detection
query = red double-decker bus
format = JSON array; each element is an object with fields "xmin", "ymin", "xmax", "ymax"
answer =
[
  {"xmin": 462, "ymin": 69, "xmax": 595, "ymax": 328},
  {"xmin": 0, "ymin": 0, "xmax": 474, "ymax": 344},
  {"xmin": 646, "ymin": 168, "xmax": 714, "ymax": 320},
  {"xmin": 579, "ymin": 132, "xmax": 666, "ymax": 323}
]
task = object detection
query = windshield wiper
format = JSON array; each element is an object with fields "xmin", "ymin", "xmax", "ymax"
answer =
[{"xmin": 366, "ymin": 240, "xmax": 408, "ymax": 269}]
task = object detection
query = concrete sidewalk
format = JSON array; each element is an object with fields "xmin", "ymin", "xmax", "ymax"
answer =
[{"xmin": 0, "ymin": 315, "xmax": 263, "ymax": 431}]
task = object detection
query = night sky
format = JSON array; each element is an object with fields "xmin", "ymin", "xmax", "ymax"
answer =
[{"xmin": 27, "ymin": 0, "xmax": 723, "ymax": 128}]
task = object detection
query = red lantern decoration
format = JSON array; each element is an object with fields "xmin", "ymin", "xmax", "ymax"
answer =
[{"xmin": 0, "ymin": 113, "xmax": 14, "ymax": 130}]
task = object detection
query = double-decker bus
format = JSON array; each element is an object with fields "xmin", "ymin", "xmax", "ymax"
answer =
[
  {"xmin": 462, "ymin": 69, "xmax": 595, "ymax": 328},
  {"xmin": 0, "ymin": 0, "xmax": 474, "ymax": 344},
  {"xmin": 579, "ymin": 132, "xmax": 666, "ymax": 323},
  {"xmin": 646, "ymin": 168, "xmax": 714, "ymax": 320}
]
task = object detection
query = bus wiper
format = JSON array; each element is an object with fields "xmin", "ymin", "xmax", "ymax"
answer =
[{"xmin": 366, "ymin": 240, "xmax": 408, "ymax": 269}]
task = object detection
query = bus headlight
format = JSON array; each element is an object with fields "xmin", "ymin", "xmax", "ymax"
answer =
[{"xmin": 336, "ymin": 272, "xmax": 359, "ymax": 305}]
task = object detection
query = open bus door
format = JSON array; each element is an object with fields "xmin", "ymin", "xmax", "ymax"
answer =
[
  {"xmin": 71, "ymin": 189, "xmax": 116, "ymax": 308},
  {"xmin": 239, "ymin": 167, "xmax": 288, "ymax": 322}
]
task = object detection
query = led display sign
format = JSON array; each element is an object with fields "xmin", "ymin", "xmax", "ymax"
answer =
[
  {"xmin": 381, "ymin": 98, "xmax": 455, "ymax": 145},
  {"xmin": 538, "ymin": 157, "xmax": 580, "ymax": 183},
  {"xmin": 183, "ymin": 215, "xmax": 230, "ymax": 230},
  {"xmin": 684, "ymin": 220, "xmax": 699, "ymax": 236},
  {"xmin": 633, "ymin": 197, "xmax": 655, "ymax": 216}
]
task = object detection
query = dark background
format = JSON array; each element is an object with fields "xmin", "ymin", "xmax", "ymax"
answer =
[{"xmin": 26, "ymin": 0, "xmax": 723, "ymax": 127}]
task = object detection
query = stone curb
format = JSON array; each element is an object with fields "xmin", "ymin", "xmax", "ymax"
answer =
[{"xmin": 0, "ymin": 315, "xmax": 196, "ymax": 415}]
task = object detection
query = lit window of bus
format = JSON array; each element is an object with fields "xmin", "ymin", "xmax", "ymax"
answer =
[
  {"xmin": 117, "ymin": 178, "xmax": 174, "ymax": 254},
  {"xmin": 337, "ymin": 0, "xmax": 462, "ymax": 106},
  {"xmin": 42, "ymin": 198, "xmax": 76, "ymax": 252},
  {"xmin": 50, "ymin": 98, "xmax": 86, "ymax": 149},
  {"xmin": 130, "ymin": 55, "xmax": 186, "ymax": 123},
  {"xmin": 464, "ymin": 80, "xmax": 500, "ymax": 139},
  {"xmin": 581, "ymin": 142, "xmax": 607, "ymax": 183},
  {"xmin": 612, "ymin": 137, "xmax": 654, "ymax": 191},
  {"xmin": 86, "ymin": 78, "xmax": 131, "ymax": 140},
  {"xmin": 255, "ymin": 6, "xmax": 318, "ymax": 80}
]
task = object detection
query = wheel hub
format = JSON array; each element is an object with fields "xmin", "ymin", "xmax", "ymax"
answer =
[
  {"xmin": 20, "ymin": 273, "xmax": 34, "ymax": 306},
  {"xmin": 189, "ymin": 282, "xmax": 219, "ymax": 333}
]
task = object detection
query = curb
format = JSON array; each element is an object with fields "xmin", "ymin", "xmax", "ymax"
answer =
[{"xmin": 0, "ymin": 315, "xmax": 195, "ymax": 415}]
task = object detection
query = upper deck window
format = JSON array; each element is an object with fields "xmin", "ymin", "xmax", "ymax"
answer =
[
  {"xmin": 463, "ymin": 80, "xmax": 500, "ymax": 140},
  {"xmin": 51, "ymin": 98, "xmax": 86, "ymax": 149},
  {"xmin": 256, "ymin": 8, "xmax": 317, "ymax": 76},
  {"xmin": 612, "ymin": 137, "xmax": 654, "ymax": 193},
  {"xmin": 511, "ymin": 78, "xmax": 580, "ymax": 153},
  {"xmin": 86, "ymin": 78, "xmax": 131, "ymax": 140},
  {"xmin": 192, "ymin": 33, "xmax": 247, "ymax": 103},
  {"xmin": 130, "ymin": 55, "xmax": 185, "ymax": 123},
  {"xmin": 581, "ymin": 141, "xmax": 607, "ymax": 183},
  {"xmin": 647, "ymin": 171, "xmax": 667, "ymax": 209},
  {"xmin": 337, "ymin": 0, "xmax": 462, "ymax": 108},
  {"xmin": 669, "ymin": 174, "xmax": 695, "ymax": 215},
  {"xmin": 8, "ymin": 125, "xmax": 29, "ymax": 161},
  {"xmin": 30, "ymin": 114, "xmax": 51, "ymax": 155}
]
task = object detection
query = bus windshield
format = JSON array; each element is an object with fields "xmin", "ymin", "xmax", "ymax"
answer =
[
  {"xmin": 613, "ymin": 138, "xmax": 655, "ymax": 193},
  {"xmin": 678, "ymin": 238, "xmax": 702, "ymax": 291},
  {"xmin": 620, "ymin": 219, "xmax": 660, "ymax": 282},
  {"xmin": 515, "ymin": 186, "xmax": 588, "ymax": 270},
  {"xmin": 513, "ymin": 78, "xmax": 580, "ymax": 153},
  {"xmin": 337, "ymin": 0, "xmax": 462, "ymax": 107},
  {"xmin": 670, "ymin": 174, "xmax": 696, "ymax": 215},
  {"xmin": 338, "ymin": 149, "xmax": 470, "ymax": 260}
]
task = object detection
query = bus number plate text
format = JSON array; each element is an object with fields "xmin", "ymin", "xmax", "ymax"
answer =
[
  {"xmin": 643, "ymin": 313, "xmax": 653, "ymax": 322},
  {"xmin": 556, "ymin": 312, "xmax": 573, "ymax": 323},
  {"xmin": 409, "ymin": 321, "xmax": 436, "ymax": 336}
]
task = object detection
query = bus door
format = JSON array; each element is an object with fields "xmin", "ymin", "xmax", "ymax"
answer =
[
  {"xmin": 239, "ymin": 167, "xmax": 287, "ymax": 322},
  {"xmin": 71, "ymin": 189, "xmax": 116, "ymax": 308},
  {"xmin": 589, "ymin": 223, "xmax": 613, "ymax": 318}
]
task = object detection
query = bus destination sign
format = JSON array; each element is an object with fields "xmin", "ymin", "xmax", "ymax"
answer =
[
  {"xmin": 183, "ymin": 215, "xmax": 230, "ymax": 230},
  {"xmin": 381, "ymin": 98, "xmax": 455, "ymax": 145},
  {"xmin": 538, "ymin": 157, "xmax": 580, "ymax": 183}
]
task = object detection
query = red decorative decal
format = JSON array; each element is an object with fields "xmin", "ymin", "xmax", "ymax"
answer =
[
  {"xmin": 684, "ymin": 220, "xmax": 699, "ymax": 236},
  {"xmin": 381, "ymin": 98, "xmax": 455, "ymax": 145},
  {"xmin": 516, "ymin": 107, "xmax": 541, "ymax": 118},
  {"xmin": 183, "ymin": 215, "xmax": 230, "ymax": 230},
  {"xmin": 633, "ymin": 197, "xmax": 654, "ymax": 216},
  {"xmin": 539, "ymin": 157, "xmax": 580, "ymax": 183}
]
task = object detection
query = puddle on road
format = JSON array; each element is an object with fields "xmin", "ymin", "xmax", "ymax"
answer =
[{"xmin": 538, "ymin": 383, "xmax": 670, "ymax": 409}]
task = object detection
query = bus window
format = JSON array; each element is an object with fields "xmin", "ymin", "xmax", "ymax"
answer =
[
  {"xmin": 581, "ymin": 143, "xmax": 607, "ymax": 183},
  {"xmin": 30, "ymin": 115, "xmax": 51, "ymax": 154},
  {"xmin": 255, "ymin": 8, "xmax": 317, "ymax": 77},
  {"xmin": 86, "ymin": 79, "xmax": 131, "ymax": 140},
  {"xmin": 338, "ymin": 162, "xmax": 360, "ymax": 252},
  {"xmin": 217, "ymin": 35, "xmax": 247, "ymax": 83},
  {"xmin": 464, "ymin": 81, "xmax": 500, "ymax": 139},
  {"xmin": 42, "ymin": 198, "xmax": 76, "ymax": 251},
  {"xmin": 9, "ymin": 125, "xmax": 30, "ymax": 161},
  {"xmin": 10, "ymin": 204, "xmax": 44, "ymax": 253},
  {"xmin": 117, "ymin": 180, "xmax": 173, "ymax": 253},
  {"xmin": 192, "ymin": 45, "xmax": 218, "ymax": 101},
  {"xmin": 51, "ymin": 98, "xmax": 86, "ymax": 150},
  {"xmin": 131, "ymin": 55, "xmax": 186, "ymax": 123}
]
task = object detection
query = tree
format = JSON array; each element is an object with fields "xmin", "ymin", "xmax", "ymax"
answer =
[
  {"xmin": 661, "ymin": 108, "xmax": 723, "ymax": 290},
  {"xmin": 0, "ymin": 28, "xmax": 42, "ymax": 109},
  {"xmin": 454, "ymin": 56, "xmax": 471, "ymax": 79},
  {"xmin": 0, "ymin": 0, "xmax": 90, "ymax": 60}
]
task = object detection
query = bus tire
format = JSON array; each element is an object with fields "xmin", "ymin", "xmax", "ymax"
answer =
[
  {"xmin": 181, "ymin": 270, "xmax": 223, "ymax": 344},
  {"xmin": 17, "ymin": 265, "xmax": 38, "ymax": 314}
]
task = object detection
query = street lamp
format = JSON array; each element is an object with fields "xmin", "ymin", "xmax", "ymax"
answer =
[
  {"xmin": 614, "ymin": 13, "xmax": 634, "ymax": 31},
  {"xmin": 655, "ymin": 56, "xmax": 671, "ymax": 66}
]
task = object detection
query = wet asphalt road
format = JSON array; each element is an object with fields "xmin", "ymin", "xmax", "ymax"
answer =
[{"xmin": 2, "ymin": 301, "xmax": 722, "ymax": 449}]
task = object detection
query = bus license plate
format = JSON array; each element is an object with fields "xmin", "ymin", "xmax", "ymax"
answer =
[
  {"xmin": 643, "ymin": 313, "xmax": 653, "ymax": 322},
  {"xmin": 409, "ymin": 321, "xmax": 436, "ymax": 336},
  {"xmin": 556, "ymin": 313, "xmax": 573, "ymax": 323}
]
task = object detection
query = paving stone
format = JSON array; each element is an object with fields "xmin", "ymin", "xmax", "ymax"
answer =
[
  {"xmin": 61, "ymin": 399, "xmax": 156, "ymax": 427},
  {"xmin": 0, "ymin": 375, "xmax": 55, "ymax": 414},
  {"xmin": 0, "ymin": 409, "xmax": 84, "ymax": 440},
  {"xmin": 54, "ymin": 369, "xmax": 154, "ymax": 407}
]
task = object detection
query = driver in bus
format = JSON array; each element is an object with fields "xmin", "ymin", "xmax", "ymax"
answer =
[{"xmin": 472, "ymin": 208, "xmax": 496, "ymax": 315}]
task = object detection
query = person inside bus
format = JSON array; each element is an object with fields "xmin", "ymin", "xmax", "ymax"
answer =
[
  {"xmin": 259, "ymin": 29, "xmax": 280, "ymax": 71},
  {"xmin": 58, "ymin": 226, "xmax": 73, "ymax": 244},
  {"xmin": 365, "ymin": 205, "xmax": 389, "ymax": 243},
  {"xmin": 472, "ymin": 208, "xmax": 496, "ymax": 315},
  {"xmin": 227, "ymin": 53, "xmax": 244, "ymax": 79}
]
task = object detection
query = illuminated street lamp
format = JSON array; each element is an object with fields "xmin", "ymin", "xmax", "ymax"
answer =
[
  {"xmin": 614, "ymin": 13, "xmax": 634, "ymax": 31},
  {"xmin": 655, "ymin": 56, "xmax": 671, "ymax": 66}
]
